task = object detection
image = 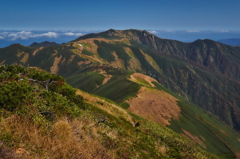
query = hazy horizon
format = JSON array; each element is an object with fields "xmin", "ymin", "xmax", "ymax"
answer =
[{"xmin": 1, "ymin": 29, "xmax": 240, "ymax": 48}]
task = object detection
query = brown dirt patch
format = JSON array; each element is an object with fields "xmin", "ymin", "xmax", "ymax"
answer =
[
  {"xmin": 51, "ymin": 50, "xmax": 58, "ymax": 57},
  {"xmin": 127, "ymin": 87, "xmax": 180, "ymax": 125},
  {"xmin": 68, "ymin": 55, "xmax": 75, "ymax": 64},
  {"xmin": 110, "ymin": 51, "xmax": 125, "ymax": 68},
  {"xmin": 20, "ymin": 53, "xmax": 29, "ymax": 64},
  {"xmin": 17, "ymin": 50, "xmax": 29, "ymax": 63},
  {"xmin": 77, "ymin": 60, "xmax": 91, "ymax": 66},
  {"xmin": 17, "ymin": 50, "xmax": 25, "ymax": 57},
  {"xmin": 181, "ymin": 129, "xmax": 207, "ymax": 149},
  {"xmin": 93, "ymin": 68, "xmax": 112, "ymax": 85},
  {"xmin": 61, "ymin": 57, "xmax": 66, "ymax": 64},
  {"xmin": 32, "ymin": 47, "xmax": 43, "ymax": 56},
  {"xmin": 0, "ymin": 60, "xmax": 6, "ymax": 65},
  {"xmin": 234, "ymin": 152, "xmax": 240, "ymax": 158},
  {"xmin": 50, "ymin": 55, "xmax": 62, "ymax": 74},
  {"xmin": 238, "ymin": 138, "xmax": 240, "ymax": 142},
  {"xmin": 129, "ymin": 73, "xmax": 159, "ymax": 87}
]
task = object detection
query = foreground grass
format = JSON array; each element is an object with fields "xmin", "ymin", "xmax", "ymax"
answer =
[{"xmin": 0, "ymin": 65, "xmax": 216, "ymax": 158}]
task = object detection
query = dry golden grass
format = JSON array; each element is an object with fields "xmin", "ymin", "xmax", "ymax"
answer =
[
  {"xmin": 76, "ymin": 89, "xmax": 134, "ymax": 123},
  {"xmin": 0, "ymin": 114, "xmax": 115, "ymax": 159},
  {"xmin": 124, "ymin": 47, "xmax": 142, "ymax": 72},
  {"xmin": 127, "ymin": 86, "xmax": 180, "ymax": 125},
  {"xmin": 109, "ymin": 51, "xmax": 125, "ymax": 69},
  {"xmin": 71, "ymin": 38, "xmax": 131, "ymax": 65},
  {"xmin": 140, "ymin": 50, "xmax": 162, "ymax": 73}
]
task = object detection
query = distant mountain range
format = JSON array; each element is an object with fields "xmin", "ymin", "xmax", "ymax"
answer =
[{"xmin": 1, "ymin": 29, "xmax": 240, "ymax": 158}]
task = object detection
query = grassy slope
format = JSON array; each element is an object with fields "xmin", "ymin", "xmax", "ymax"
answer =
[
  {"xmin": 154, "ymin": 83, "xmax": 240, "ymax": 158},
  {"xmin": 76, "ymin": 30, "xmax": 240, "ymax": 132},
  {"xmin": 0, "ymin": 65, "xmax": 215, "ymax": 158},
  {"xmin": 78, "ymin": 68, "xmax": 240, "ymax": 158}
]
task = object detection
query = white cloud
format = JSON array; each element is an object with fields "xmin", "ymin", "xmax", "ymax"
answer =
[
  {"xmin": 7, "ymin": 31, "xmax": 32, "ymax": 40},
  {"xmin": 0, "ymin": 31, "xmax": 85, "ymax": 41},
  {"xmin": 63, "ymin": 32, "xmax": 83, "ymax": 36},
  {"xmin": 148, "ymin": 30, "xmax": 158, "ymax": 34},
  {"xmin": 0, "ymin": 31, "xmax": 59, "ymax": 40},
  {"xmin": 33, "ymin": 32, "xmax": 59, "ymax": 38},
  {"xmin": 187, "ymin": 30, "xmax": 200, "ymax": 33}
]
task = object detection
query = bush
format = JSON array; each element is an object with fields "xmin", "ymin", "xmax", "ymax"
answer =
[{"xmin": 0, "ymin": 80, "xmax": 33, "ymax": 111}]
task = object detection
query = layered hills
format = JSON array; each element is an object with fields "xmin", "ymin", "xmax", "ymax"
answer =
[{"xmin": 0, "ymin": 29, "xmax": 240, "ymax": 158}]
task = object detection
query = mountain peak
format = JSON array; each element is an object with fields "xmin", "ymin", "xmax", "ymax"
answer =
[
  {"xmin": 29, "ymin": 41, "xmax": 58, "ymax": 47},
  {"xmin": 76, "ymin": 29, "xmax": 159, "ymax": 41}
]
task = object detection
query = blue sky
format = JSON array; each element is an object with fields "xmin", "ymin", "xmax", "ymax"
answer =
[
  {"xmin": 0, "ymin": 0, "xmax": 240, "ymax": 47},
  {"xmin": 1, "ymin": 0, "xmax": 240, "ymax": 31}
]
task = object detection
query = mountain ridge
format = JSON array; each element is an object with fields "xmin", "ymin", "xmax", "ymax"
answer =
[
  {"xmin": 1, "ymin": 29, "xmax": 240, "ymax": 157},
  {"xmin": 29, "ymin": 41, "xmax": 59, "ymax": 47},
  {"xmin": 1, "ymin": 29, "xmax": 240, "ymax": 131}
]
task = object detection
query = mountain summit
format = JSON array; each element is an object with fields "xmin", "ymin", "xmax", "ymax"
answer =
[{"xmin": 29, "ymin": 41, "xmax": 59, "ymax": 47}]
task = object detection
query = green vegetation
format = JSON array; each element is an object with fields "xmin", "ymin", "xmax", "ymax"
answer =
[
  {"xmin": 93, "ymin": 75, "xmax": 141, "ymax": 103},
  {"xmin": 94, "ymin": 40, "xmax": 116, "ymax": 62},
  {"xmin": 66, "ymin": 70, "xmax": 105, "ymax": 92},
  {"xmin": 154, "ymin": 82, "xmax": 240, "ymax": 158},
  {"xmin": 94, "ymin": 40, "xmax": 131, "ymax": 67},
  {"xmin": 0, "ymin": 65, "xmax": 216, "ymax": 158},
  {"xmin": 82, "ymin": 49, "xmax": 94, "ymax": 56}
]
